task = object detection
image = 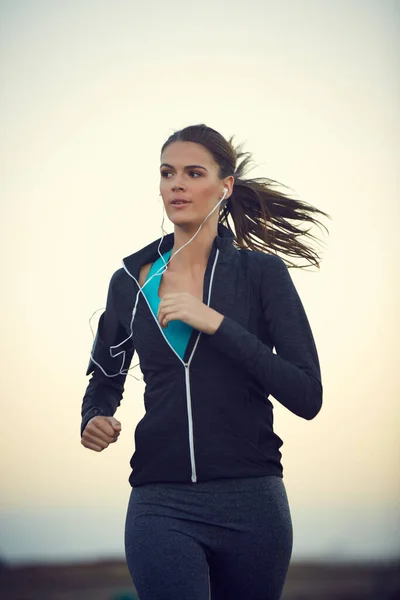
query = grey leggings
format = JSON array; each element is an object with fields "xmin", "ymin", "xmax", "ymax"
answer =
[{"xmin": 124, "ymin": 475, "xmax": 293, "ymax": 600}]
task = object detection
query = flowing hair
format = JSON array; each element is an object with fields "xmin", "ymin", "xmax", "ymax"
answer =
[{"xmin": 161, "ymin": 124, "xmax": 331, "ymax": 269}]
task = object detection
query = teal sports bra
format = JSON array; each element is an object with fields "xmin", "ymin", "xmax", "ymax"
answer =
[{"xmin": 142, "ymin": 250, "xmax": 193, "ymax": 359}]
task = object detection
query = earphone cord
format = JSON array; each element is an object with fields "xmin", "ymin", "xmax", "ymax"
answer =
[{"xmin": 88, "ymin": 188, "xmax": 229, "ymax": 379}]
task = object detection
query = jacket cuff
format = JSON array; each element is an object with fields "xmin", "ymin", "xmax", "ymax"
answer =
[{"xmin": 80, "ymin": 407, "xmax": 107, "ymax": 438}]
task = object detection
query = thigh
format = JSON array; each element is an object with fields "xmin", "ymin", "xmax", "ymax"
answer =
[
  {"xmin": 209, "ymin": 478, "xmax": 293, "ymax": 600},
  {"xmin": 125, "ymin": 490, "xmax": 210, "ymax": 600}
]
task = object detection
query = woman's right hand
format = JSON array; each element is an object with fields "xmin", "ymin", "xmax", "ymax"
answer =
[{"xmin": 81, "ymin": 416, "xmax": 121, "ymax": 452}]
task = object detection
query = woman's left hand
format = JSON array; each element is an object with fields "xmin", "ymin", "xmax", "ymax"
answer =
[{"xmin": 157, "ymin": 293, "xmax": 224, "ymax": 335}]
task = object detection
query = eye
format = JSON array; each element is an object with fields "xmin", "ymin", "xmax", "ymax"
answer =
[{"xmin": 160, "ymin": 171, "xmax": 202, "ymax": 178}]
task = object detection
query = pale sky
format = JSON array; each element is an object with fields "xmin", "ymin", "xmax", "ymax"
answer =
[{"xmin": 1, "ymin": 0, "xmax": 399, "ymax": 563}]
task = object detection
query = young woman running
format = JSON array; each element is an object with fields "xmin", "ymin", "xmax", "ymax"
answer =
[{"xmin": 80, "ymin": 123, "xmax": 330, "ymax": 600}]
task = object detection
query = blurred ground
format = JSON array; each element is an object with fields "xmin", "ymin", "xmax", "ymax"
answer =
[{"xmin": 0, "ymin": 559, "xmax": 399, "ymax": 599}]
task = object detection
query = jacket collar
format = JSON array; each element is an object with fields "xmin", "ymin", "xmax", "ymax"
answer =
[{"xmin": 123, "ymin": 223, "xmax": 236, "ymax": 275}]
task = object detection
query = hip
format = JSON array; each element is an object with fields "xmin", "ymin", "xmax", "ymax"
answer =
[{"xmin": 126, "ymin": 475, "xmax": 291, "ymax": 530}]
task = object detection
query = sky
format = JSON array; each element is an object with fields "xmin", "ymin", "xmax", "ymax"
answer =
[{"xmin": 0, "ymin": 0, "xmax": 399, "ymax": 564}]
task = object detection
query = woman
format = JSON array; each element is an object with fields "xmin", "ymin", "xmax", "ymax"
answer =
[{"xmin": 80, "ymin": 124, "xmax": 330, "ymax": 600}]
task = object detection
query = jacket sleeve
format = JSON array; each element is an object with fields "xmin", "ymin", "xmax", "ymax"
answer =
[
  {"xmin": 208, "ymin": 254, "xmax": 322, "ymax": 420},
  {"xmin": 80, "ymin": 270, "xmax": 135, "ymax": 436}
]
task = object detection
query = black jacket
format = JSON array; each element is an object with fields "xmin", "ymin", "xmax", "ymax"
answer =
[{"xmin": 81, "ymin": 224, "xmax": 322, "ymax": 487}]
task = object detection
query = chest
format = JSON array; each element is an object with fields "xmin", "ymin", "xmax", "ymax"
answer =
[
  {"xmin": 158, "ymin": 270, "xmax": 204, "ymax": 302},
  {"xmin": 130, "ymin": 252, "xmax": 270, "ymax": 370},
  {"xmin": 139, "ymin": 262, "xmax": 205, "ymax": 302}
]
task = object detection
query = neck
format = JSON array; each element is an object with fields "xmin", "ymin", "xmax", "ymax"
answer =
[{"xmin": 169, "ymin": 220, "xmax": 219, "ymax": 272}]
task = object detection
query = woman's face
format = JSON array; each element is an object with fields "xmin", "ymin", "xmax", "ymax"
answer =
[{"xmin": 159, "ymin": 141, "xmax": 232, "ymax": 228}]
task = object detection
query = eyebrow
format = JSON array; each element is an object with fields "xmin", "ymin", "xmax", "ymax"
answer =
[{"xmin": 160, "ymin": 163, "xmax": 208, "ymax": 172}]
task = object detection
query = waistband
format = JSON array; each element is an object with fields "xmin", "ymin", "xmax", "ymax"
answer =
[{"xmin": 133, "ymin": 474, "xmax": 283, "ymax": 494}]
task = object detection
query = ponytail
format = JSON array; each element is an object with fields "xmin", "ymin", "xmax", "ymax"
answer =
[{"xmin": 162, "ymin": 125, "xmax": 331, "ymax": 269}]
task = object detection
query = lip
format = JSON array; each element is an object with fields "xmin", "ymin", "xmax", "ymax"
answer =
[{"xmin": 170, "ymin": 198, "xmax": 191, "ymax": 205}]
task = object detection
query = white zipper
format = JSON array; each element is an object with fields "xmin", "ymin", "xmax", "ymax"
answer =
[
  {"xmin": 184, "ymin": 363, "xmax": 196, "ymax": 481},
  {"xmin": 184, "ymin": 246, "xmax": 220, "ymax": 481},
  {"xmin": 131, "ymin": 248, "xmax": 220, "ymax": 483}
]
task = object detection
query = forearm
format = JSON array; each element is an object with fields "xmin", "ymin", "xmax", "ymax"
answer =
[
  {"xmin": 208, "ymin": 316, "xmax": 322, "ymax": 420},
  {"xmin": 80, "ymin": 269, "xmax": 135, "ymax": 436},
  {"xmin": 80, "ymin": 374, "xmax": 125, "ymax": 436}
]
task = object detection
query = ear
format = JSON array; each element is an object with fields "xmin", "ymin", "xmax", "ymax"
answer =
[{"xmin": 222, "ymin": 175, "xmax": 235, "ymax": 199}]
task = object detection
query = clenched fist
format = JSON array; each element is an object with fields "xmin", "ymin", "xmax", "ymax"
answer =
[{"xmin": 81, "ymin": 416, "xmax": 121, "ymax": 452}]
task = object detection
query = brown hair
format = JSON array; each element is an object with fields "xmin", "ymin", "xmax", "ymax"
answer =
[{"xmin": 161, "ymin": 124, "xmax": 331, "ymax": 269}]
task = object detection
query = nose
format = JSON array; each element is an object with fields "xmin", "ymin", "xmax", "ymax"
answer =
[
  {"xmin": 172, "ymin": 182, "xmax": 185, "ymax": 191},
  {"xmin": 171, "ymin": 174, "xmax": 186, "ymax": 191}
]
